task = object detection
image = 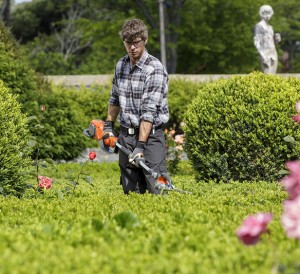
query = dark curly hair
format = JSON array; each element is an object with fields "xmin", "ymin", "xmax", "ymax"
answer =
[{"xmin": 119, "ymin": 19, "xmax": 148, "ymax": 42}]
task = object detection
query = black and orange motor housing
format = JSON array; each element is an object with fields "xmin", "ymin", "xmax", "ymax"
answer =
[{"xmin": 84, "ymin": 119, "xmax": 105, "ymax": 141}]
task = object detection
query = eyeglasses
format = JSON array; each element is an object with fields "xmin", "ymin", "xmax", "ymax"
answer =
[{"xmin": 124, "ymin": 39, "xmax": 144, "ymax": 48}]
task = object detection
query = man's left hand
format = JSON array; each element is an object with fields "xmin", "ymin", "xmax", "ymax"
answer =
[{"xmin": 128, "ymin": 141, "xmax": 146, "ymax": 167}]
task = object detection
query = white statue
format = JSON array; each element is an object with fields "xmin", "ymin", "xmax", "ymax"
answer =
[{"xmin": 254, "ymin": 5, "xmax": 281, "ymax": 74}]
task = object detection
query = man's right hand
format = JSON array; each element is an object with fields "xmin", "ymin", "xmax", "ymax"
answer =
[
  {"xmin": 102, "ymin": 121, "xmax": 117, "ymax": 149},
  {"xmin": 104, "ymin": 121, "xmax": 114, "ymax": 134}
]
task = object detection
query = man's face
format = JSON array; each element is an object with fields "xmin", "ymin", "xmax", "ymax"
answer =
[{"xmin": 123, "ymin": 37, "xmax": 147, "ymax": 64}]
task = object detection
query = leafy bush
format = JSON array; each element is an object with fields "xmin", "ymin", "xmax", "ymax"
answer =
[
  {"xmin": 168, "ymin": 79, "xmax": 205, "ymax": 131},
  {"xmin": 65, "ymin": 84, "xmax": 111, "ymax": 125},
  {"xmin": 183, "ymin": 72, "xmax": 300, "ymax": 182},
  {"xmin": 0, "ymin": 81, "xmax": 31, "ymax": 196},
  {"xmin": 57, "ymin": 84, "xmax": 112, "ymax": 150},
  {"xmin": 0, "ymin": 20, "xmax": 40, "ymax": 115},
  {"xmin": 0, "ymin": 20, "xmax": 110, "ymax": 160}
]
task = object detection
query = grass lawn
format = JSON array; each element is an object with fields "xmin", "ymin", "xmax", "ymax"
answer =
[{"xmin": 0, "ymin": 161, "xmax": 299, "ymax": 274}]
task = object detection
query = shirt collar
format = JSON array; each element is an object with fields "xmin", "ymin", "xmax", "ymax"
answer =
[{"xmin": 125, "ymin": 50, "xmax": 148, "ymax": 69}]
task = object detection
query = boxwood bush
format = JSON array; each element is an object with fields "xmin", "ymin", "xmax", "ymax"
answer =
[
  {"xmin": 0, "ymin": 81, "xmax": 31, "ymax": 196},
  {"xmin": 34, "ymin": 84, "xmax": 111, "ymax": 159},
  {"xmin": 183, "ymin": 72, "xmax": 300, "ymax": 182},
  {"xmin": 168, "ymin": 79, "xmax": 205, "ymax": 131}
]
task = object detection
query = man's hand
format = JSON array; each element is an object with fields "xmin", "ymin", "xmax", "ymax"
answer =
[
  {"xmin": 104, "ymin": 121, "xmax": 114, "ymax": 134},
  {"xmin": 102, "ymin": 121, "xmax": 118, "ymax": 151},
  {"xmin": 129, "ymin": 141, "xmax": 146, "ymax": 167}
]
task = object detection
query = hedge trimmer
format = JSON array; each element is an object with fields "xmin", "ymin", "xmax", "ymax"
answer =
[{"xmin": 83, "ymin": 119, "xmax": 191, "ymax": 194}]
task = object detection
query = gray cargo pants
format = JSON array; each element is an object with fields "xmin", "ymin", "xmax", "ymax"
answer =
[{"xmin": 118, "ymin": 126, "xmax": 168, "ymax": 195}]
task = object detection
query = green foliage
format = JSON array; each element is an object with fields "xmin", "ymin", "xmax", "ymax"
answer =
[
  {"xmin": 30, "ymin": 84, "xmax": 109, "ymax": 160},
  {"xmin": 168, "ymin": 78, "xmax": 206, "ymax": 130},
  {"xmin": 60, "ymin": 84, "xmax": 111, "ymax": 149},
  {"xmin": 0, "ymin": 161, "xmax": 298, "ymax": 273},
  {"xmin": 10, "ymin": 0, "xmax": 292, "ymax": 74},
  {"xmin": 0, "ymin": 81, "xmax": 31, "ymax": 197},
  {"xmin": 183, "ymin": 72, "xmax": 300, "ymax": 182},
  {"xmin": 271, "ymin": 0, "xmax": 300, "ymax": 72},
  {"xmin": 65, "ymin": 84, "xmax": 111, "ymax": 123},
  {"xmin": 30, "ymin": 86, "xmax": 86, "ymax": 160},
  {"xmin": 0, "ymin": 20, "xmax": 111, "ymax": 160},
  {"xmin": 0, "ymin": 19, "xmax": 40, "ymax": 114}
]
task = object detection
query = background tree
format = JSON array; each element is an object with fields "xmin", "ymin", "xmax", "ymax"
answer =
[
  {"xmin": 0, "ymin": 0, "xmax": 11, "ymax": 25},
  {"xmin": 271, "ymin": 0, "xmax": 300, "ymax": 72},
  {"xmin": 8, "ymin": 0, "xmax": 300, "ymax": 74}
]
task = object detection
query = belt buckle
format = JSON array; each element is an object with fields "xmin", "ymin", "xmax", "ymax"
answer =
[{"xmin": 128, "ymin": 128, "xmax": 135, "ymax": 135}]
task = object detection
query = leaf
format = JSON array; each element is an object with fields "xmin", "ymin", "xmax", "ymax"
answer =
[
  {"xmin": 43, "ymin": 144, "xmax": 52, "ymax": 149},
  {"xmin": 27, "ymin": 116, "xmax": 39, "ymax": 122},
  {"xmin": 278, "ymin": 169, "xmax": 289, "ymax": 176},
  {"xmin": 28, "ymin": 140, "xmax": 37, "ymax": 147},
  {"xmin": 57, "ymin": 189, "xmax": 64, "ymax": 200},
  {"xmin": 0, "ymin": 187, "xmax": 3, "ymax": 193},
  {"xmin": 112, "ymin": 211, "xmax": 140, "ymax": 230},
  {"xmin": 85, "ymin": 175, "xmax": 93, "ymax": 185},
  {"xmin": 64, "ymin": 186, "xmax": 71, "ymax": 193},
  {"xmin": 69, "ymin": 181, "xmax": 78, "ymax": 187},
  {"xmin": 35, "ymin": 124, "xmax": 44, "ymax": 130},
  {"xmin": 40, "ymin": 161, "xmax": 48, "ymax": 168},
  {"xmin": 44, "ymin": 158, "xmax": 54, "ymax": 164},
  {"xmin": 283, "ymin": 136, "xmax": 296, "ymax": 143}
]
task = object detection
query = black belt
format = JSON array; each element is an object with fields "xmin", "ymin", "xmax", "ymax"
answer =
[{"xmin": 120, "ymin": 125, "xmax": 162, "ymax": 136}]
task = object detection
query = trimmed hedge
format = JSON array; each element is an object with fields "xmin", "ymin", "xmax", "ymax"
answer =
[
  {"xmin": 0, "ymin": 81, "xmax": 31, "ymax": 196},
  {"xmin": 34, "ymin": 84, "xmax": 110, "ymax": 160},
  {"xmin": 0, "ymin": 162, "xmax": 294, "ymax": 274},
  {"xmin": 168, "ymin": 79, "xmax": 205, "ymax": 130},
  {"xmin": 183, "ymin": 72, "xmax": 300, "ymax": 182}
]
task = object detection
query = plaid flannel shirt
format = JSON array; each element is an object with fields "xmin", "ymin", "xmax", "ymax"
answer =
[{"xmin": 109, "ymin": 51, "xmax": 169, "ymax": 128}]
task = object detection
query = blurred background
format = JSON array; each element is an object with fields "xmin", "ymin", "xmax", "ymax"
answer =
[{"xmin": 1, "ymin": 0, "xmax": 300, "ymax": 75}]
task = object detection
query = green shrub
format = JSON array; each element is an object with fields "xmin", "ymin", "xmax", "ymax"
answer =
[
  {"xmin": 31, "ymin": 84, "xmax": 112, "ymax": 160},
  {"xmin": 66, "ymin": 84, "xmax": 111, "ymax": 124},
  {"xmin": 183, "ymin": 72, "xmax": 300, "ymax": 182},
  {"xmin": 0, "ymin": 20, "xmax": 41, "ymax": 116},
  {"xmin": 58, "ymin": 84, "xmax": 111, "ymax": 149},
  {"xmin": 0, "ymin": 20, "xmax": 108, "ymax": 160},
  {"xmin": 0, "ymin": 81, "xmax": 31, "ymax": 196},
  {"xmin": 168, "ymin": 79, "xmax": 205, "ymax": 130}
]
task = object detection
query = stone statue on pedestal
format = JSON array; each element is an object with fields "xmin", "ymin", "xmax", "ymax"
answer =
[{"xmin": 254, "ymin": 5, "xmax": 281, "ymax": 74}]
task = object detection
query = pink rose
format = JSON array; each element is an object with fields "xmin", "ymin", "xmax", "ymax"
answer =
[
  {"xmin": 292, "ymin": 115, "xmax": 300, "ymax": 124},
  {"xmin": 282, "ymin": 161, "xmax": 300, "ymax": 200},
  {"xmin": 236, "ymin": 213, "xmax": 273, "ymax": 245},
  {"xmin": 38, "ymin": 176, "xmax": 52, "ymax": 189},
  {"xmin": 89, "ymin": 151, "xmax": 96, "ymax": 160},
  {"xmin": 282, "ymin": 196, "xmax": 300, "ymax": 239}
]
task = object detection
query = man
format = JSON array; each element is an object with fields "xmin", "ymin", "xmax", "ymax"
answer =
[
  {"xmin": 254, "ymin": 5, "xmax": 281, "ymax": 74},
  {"xmin": 104, "ymin": 19, "xmax": 170, "ymax": 195}
]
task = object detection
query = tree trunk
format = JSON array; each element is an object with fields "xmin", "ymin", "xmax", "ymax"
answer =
[
  {"xmin": 164, "ymin": 0, "xmax": 184, "ymax": 73},
  {"xmin": 0, "ymin": 0, "xmax": 10, "ymax": 26}
]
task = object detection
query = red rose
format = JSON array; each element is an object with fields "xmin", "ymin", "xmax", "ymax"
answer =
[
  {"xmin": 89, "ymin": 151, "xmax": 97, "ymax": 160},
  {"xmin": 38, "ymin": 176, "xmax": 52, "ymax": 189}
]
